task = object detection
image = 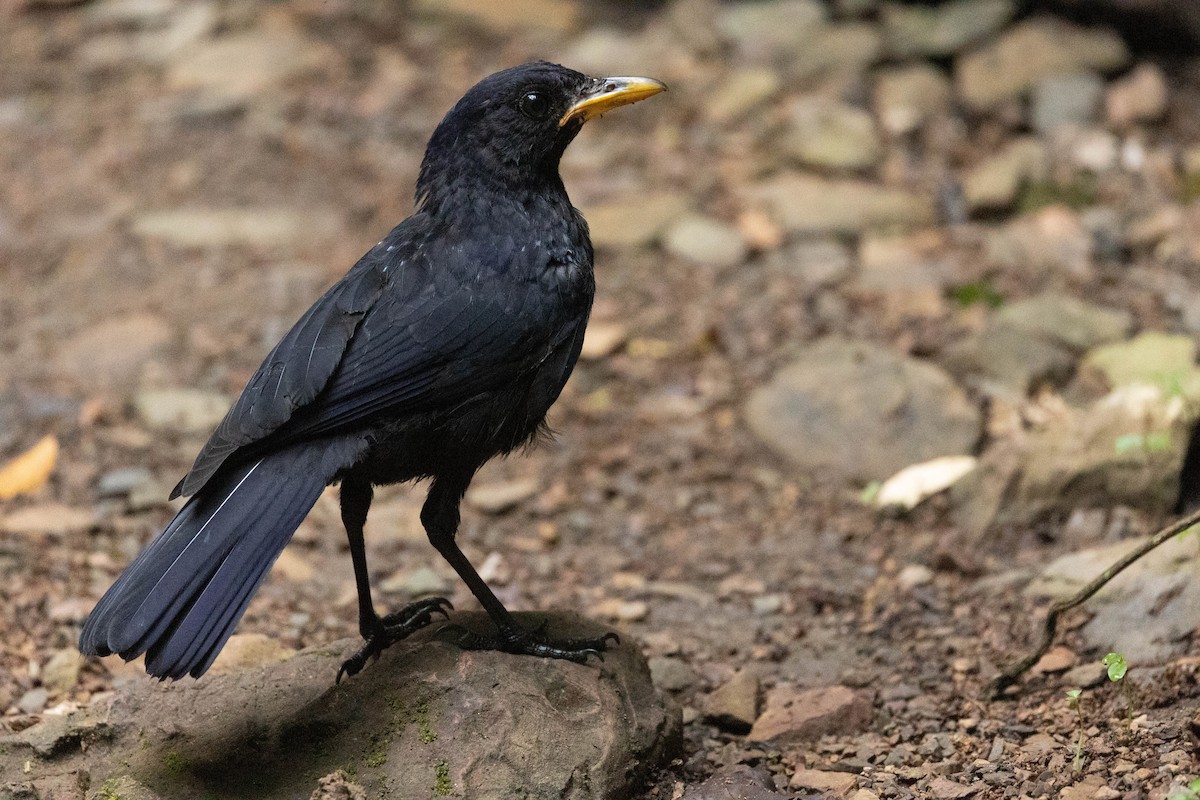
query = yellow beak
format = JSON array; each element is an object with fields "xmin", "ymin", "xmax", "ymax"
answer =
[{"xmin": 560, "ymin": 76, "xmax": 668, "ymax": 126}]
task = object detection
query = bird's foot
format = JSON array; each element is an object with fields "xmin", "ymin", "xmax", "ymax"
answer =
[
  {"xmin": 437, "ymin": 619, "xmax": 618, "ymax": 663},
  {"xmin": 337, "ymin": 596, "xmax": 453, "ymax": 683}
]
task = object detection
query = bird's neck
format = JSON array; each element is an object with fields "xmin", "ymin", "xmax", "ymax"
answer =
[{"xmin": 418, "ymin": 169, "xmax": 573, "ymax": 227}]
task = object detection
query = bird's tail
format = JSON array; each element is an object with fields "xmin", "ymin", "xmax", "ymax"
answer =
[{"xmin": 80, "ymin": 444, "xmax": 335, "ymax": 679}]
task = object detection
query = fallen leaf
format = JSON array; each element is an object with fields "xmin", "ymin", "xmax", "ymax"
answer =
[
  {"xmin": 0, "ymin": 436, "xmax": 59, "ymax": 501},
  {"xmin": 875, "ymin": 455, "xmax": 977, "ymax": 510}
]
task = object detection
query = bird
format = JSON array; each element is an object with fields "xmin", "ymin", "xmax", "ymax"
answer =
[{"xmin": 79, "ymin": 62, "xmax": 667, "ymax": 682}]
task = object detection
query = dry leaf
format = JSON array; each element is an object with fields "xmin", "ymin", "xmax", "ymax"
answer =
[
  {"xmin": 875, "ymin": 455, "xmax": 977, "ymax": 510},
  {"xmin": 0, "ymin": 436, "xmax": 59, "ymax": 501}
]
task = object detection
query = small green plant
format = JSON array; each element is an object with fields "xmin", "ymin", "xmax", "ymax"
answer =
[
  {"xmin": 1017, "ymin": 177, "xmax": 1098, "ymax": 213},
  {"xmin": 433, "ymin": 760, "xmax": 453, "ymax": 796},
  {"xmin": 1113, "ymin": 433, "xmax": 1172, "ymax": 455},
  {"xmin": 1065, "ymin": 688, "xmax": 1086, "ymax": 772},
  {"xmin": 859, "ymin": 481, "xmax": 882, "ymax": 505},
  {"xmin": 1168, "ymin": 778, "xmax": 1200, "ymax": 800},
  {"xmin": 1103, "ymin": 652, "xmax": 1127, "ymax": 682},
  {"xmin": 947, "ymin": 280, "xmax": 1003, "ymax": 309}
]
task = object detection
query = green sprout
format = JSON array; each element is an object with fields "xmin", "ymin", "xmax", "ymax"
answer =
[
  {"xmin": 1103, "ymin": 652, "xmax": 1127, "ymax": 682},
  {"xmin": 1065, "ymin": 688, "xmax": 1085, "ymax": 772},
  {"xmin": 1168, "ymin": 778, "xmax": 1200, "ymax": 800}
]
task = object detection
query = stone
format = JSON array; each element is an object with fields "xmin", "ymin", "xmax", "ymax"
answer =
[
  {"xmin": 589, "ymin": 598, "xmax": 649, "ymax": 622},
  {"xmin": 715, "ymin": 0, "xmax": 826, "ymax": 61},
  {"xmin": 873, "ymin": 64, "xmax": 952, "ymax": 135},
  {"xmin": 941, "ymin": 322, "xmax": 1075, "ymax": 394},
  {"xmin": 1106, "ymin": 63, "xmax": 1169, "ymax": 129},
  {"xmin": 1081, "ymin": 332, "xmax": 1200, "ymax": 395},
  {"xmin": 703, "ymin": 670, "xmax": 760, "ymax": 733},
  {"xmin": 782, "ymin": 98, "xmax": 880, "ymax": 171},
  {"xmin": 663, "ymin": 214, "xmax": 750, "ymax": 268},
  {"xmin": 744, "ymin": 339, "xmax": 981, "ymax": 482},
  {"xmin": 744, "ymin": 174, "xmax": 935, "ymax": 235},
  {"xmin": 791, "ymin": 768, "xmax": 858, "ymax": 794},
  {"xmin": 682, "ymin": 765, "xmax": 790, "ymax": 800},
  {"xmin": 1031, "ymin": 72, "xmax": 1104, "ymax": 134},
  {"xmin": 310, "ymin": 770, "xmax": 366, "ymax": 800},
  {"xmin": 131, "ymin": 207, "xmax": 338, "ymax": 250},
  {"xmin": 0, "ymin": 612, "xmax": 680, "ymax": 799},
  {"xmin": 1, "ymin": 504, "xmax": 95, "ymax": 538},
  {"xmin": 42, "ymin": 649, "xmax": 84, "ymax": 694},
  {"xmin": 272, "ymin": 548, "xmax": 315, "ymax": 582},
  {"xmin": 880, "ymin": 0, "xmax": 1015, "ymax": 58},
  {"xmin": 380, "ymin": 565, "xmax": 450, "ymax": 597},
  {"xmin": 780, "ymin": 238, "xmax": 853, "ymax": 287},
  {"xmin": 57, "ymin": 313, "xmax": 173, "ymax": 387},
  {"xmin": 167, "ymin": 28, "xmax": 328, "ymax": 106},
  {"xmin": 17, "ymin": 687, "xmax": 48, "ymax": 715},
  {"xmin": 748, "ymin": 684, "xmax": 873, "ymax": 745},
  {"xmin": 962, "ymin": 138, "xmax": 1048, "ymax": 211},
  {"xmin": 1032, "ymin": 645, "xmax": 1077, "ymax": 674},
  {"xmin": 465, "ymin": 477, "xmax": 539, "ymax": 514},
  {"xmin": 996, "ymin": 293, "xmax": 1131, "ymax": 353},
  {"xmin": 580, "ymin": 322, "xmax": 627, "ymax": 360},
  {"xmin": 412, "ymin": 0, "xmax": 579, "ymax": 34},
  {"xmin": 583, "ymin": 192, "xmax": 689, "ymax": 250},
  {"xmin": 209, "ymin": 633, "xmax": 296, "ymax": 674},
  {"xmin": 648, "ymin": 656, "xmax": 697, "ymax": 692},
  {"xmin": 708, "ymin": 68, "xmax": 781, "ymax": 124},
  {"xmin": 986, "ymin": 205, "xmax": 1093, "ymax": 279},
  {"xmin": 97, "ymin": 466, "xmax": 156, "ymax": 498},
  {"xmin": 134, "ymin": 388, "xmax": 229, "ymax": 434},
  {"xmin": 928, "ymin": 777, "xmax": 976, "ymax": 799},
  {"xmin": 792, "ymin": 22, "xmax": 882, "ymax": 81},
  {"xmin": 956, "ymin": 19, "xmax": 1130, "ymax": 110}
]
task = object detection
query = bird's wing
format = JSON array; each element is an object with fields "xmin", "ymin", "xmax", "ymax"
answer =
[{"xmin": 175, "ymin": 220, "xmax": 584, "ymax": 496}]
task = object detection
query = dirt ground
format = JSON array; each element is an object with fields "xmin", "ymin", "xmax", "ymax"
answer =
[{"xmin": 3, "ymin": 1, "xmax": 1200, "ymax": 798}]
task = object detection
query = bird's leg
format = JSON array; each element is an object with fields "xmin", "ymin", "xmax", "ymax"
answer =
[
  {"xmin": 337, "ymin": 477, "xmax": 451, "ymax": 682},
  {"xmin": 422, "ymin": 475, "xmax": 618, "ymax": 663}
]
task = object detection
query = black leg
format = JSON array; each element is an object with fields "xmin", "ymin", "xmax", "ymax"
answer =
[
  {"xmin": 422, "ymin": 473, "xmax": 617, "ymax": 663},
  {"xmin": 337, "ymin": 476, "xmax": 451, "ymax": 682}
]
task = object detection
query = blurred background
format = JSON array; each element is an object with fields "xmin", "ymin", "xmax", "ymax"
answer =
[{"xmin": 3, "ymin": 0, "xmax": 1200, "ymax": 796}]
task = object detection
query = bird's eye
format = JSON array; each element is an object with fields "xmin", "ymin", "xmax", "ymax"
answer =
[{"xmin": 518, "ymin": 91, "xmax": 551, "ymax": 120}]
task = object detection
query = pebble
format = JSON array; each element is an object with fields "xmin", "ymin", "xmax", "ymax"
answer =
[
  {"xmin": 1081, "ymin": 331, "xmax": 1199, "ymax": 393},
  {"xmin": 715, "ymin": 0, "xmax": 826, "ymax": 60},
  {"xmin": 873, "ymin": 63, "xmax": 952, "ymax": 135},
  {"xmin": 996, "ymin": 293, "xmax": 1131, "ymax": 353},
  {"xmin": 955, "ymin": 19, "xmax": 1129, "ymax": 110},
  {"xmin": 589, "ymin": 598, "xmax": 649, "ymax": 622},
  {"xmin": 744, "ymin": 174, "xmax": 935, "ymax": 235},
  {"xmin": 583, "ymin": 192, "xmax": 689, "ymax": 250},
  {"xmin": 1, "ymin": 504, "xmax": 95, "ymax": 538},
  {"xmin": 41, "ymin": 649, "xmax": 84, "ymax": 693},
  {"xmin": 962, "ymin": 137, "xmax": 1048, "ymax": 211},
  {"xmin": 1106, "ymin": 63, "xmax": 1169, "ymax": 129},
  {"xmin": 663, "ymin": 214, "xmax": 749, "ymax": 268},
  {"xmin": 896, "ymin": 564, "xmax": 934, "ymax": 590},
  {"xmin": 380, "ymin": 565, "xmax": 449, "ymax": 596},
  {"xmin": 703, "ymin": 669, "xmax": 760, "ymax": 734},
  {"xmin": 97, "ymin": 466, "xmax": 156, "ymax": 498},
  {"xmin": 167, "ymin": 28, "xmax": 327, "ymax": 106},
  {"xmin": 580, "ymin": 322, "xmax": 627, "ymax": 361},
  {"xmin": 208, "ymin": 633, "xmax": 296, "ymax": 674},
  {"xmin": 791, "ymin": 769, "xmax": 857, "ymax": 794},
  {"xmin": 272, "ymin": 548, "xmax": 315, "ymax": 582},
  {"xmin": 1031, "ymin": 71, "xmax": 1104, "ymax": 134},
  {"xmin": 985, "ymin": 205, "xmax": 1093, "ymax": 279},
  {"xmin": 17, "ymin": 687, "xmax": 48, "ymax": 715},
  {"xmin": 751, "ymin": 594, "xmax": 784, "ymax": 615},
  {"xmin": 465, "ymin": 477, "xmax": 539, "ymax": 514},
  {"xmin": 412, "ymin": 0, "xmax": 579, "ymax": 34},
  {"xmin": 1032, "ymin": 645, "xmax": 1076, "ymax": 674},
  {"xmin": 880, "ymin": 0, "xmax": 1015, "ymax": 58},
  {"xmin": 782, "ymin": 98, "xmax": 881, "ymax": 170},
  {"xmin": 57, "ymin": 313, "xmax": 172, "ymax": 387},
  {"xmin": 748, "ymin": 684, "xmax": 873, "ymax": 745},
  {"xmin": 780, "ymin": 238, "xmax": 853, "ymax": 286},
  {"xmin": 134, "ymin": 388, "xmax": 229, "ymax": 434},
  {"xmin": 708, "ymin": 67, "xmax": 781, "ymax": 124},
  {"xmin": 648, "ymin": 656, "xmax": 698, "ymax": 692},
  {"xmin": 132, "ymin": 207, "xmax": 338, "ymax": 249}
]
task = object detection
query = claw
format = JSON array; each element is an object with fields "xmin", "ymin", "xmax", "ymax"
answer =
[
  {"xmin": 439, "ymin": 619, "xmax": 620, "ymax": 664},
  {"xmin": 336, "ymin": 596, "xmax": 453, "ymax": 682}
]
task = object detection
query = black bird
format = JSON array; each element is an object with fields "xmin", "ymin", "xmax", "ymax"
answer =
[{"xmin": 79, "ymin": 62, "xmax": 666, "ymax": 681}]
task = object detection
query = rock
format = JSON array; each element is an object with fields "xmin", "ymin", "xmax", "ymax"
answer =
[
  {"xmin": 956, "ymin": 19, "xmax": 1130, "ymax": 110},
  {"xmin": 708, "ymin": 67, "xmax": 781, "ymax": 124},
  {"xmin": 42, "ymin": 649, "xmax": 84, "ymax": 694},
  {"xmin": 782, "ymin": 98, "xmax": 880, "ymax": 171},
  {"xmin": 928, "ymin": 777, "xmax": 975, "ymax": 799},
  {"xmin": 791, "ymin": 768, "xmax": 858, "ymax": 794},
  {"xmin": 17, "ymin": 687, "xmax": 48, "ymax": 714},
  {"xmin": 744, "ymin": 339, "xmax": 981, "ymax": 482},
  {"xmin": 209, "ymin": 633, "xmax": 296, "ymax": 674},
  {"xmin": 962, "ymin": 138, "xmax": 1048, "ymax": 211},
  {"xmin": 1081, "ymin": 332, "xmax": 1200, "ymax": 395},
  {"xmin": 780, "ymin": 238, "xmax": 853, "ymax": 287},
  {"xmin": 985, "ymin": 205, "xmax": 1093, "ymax": 279},
  {"xmin": 134, "ymin": 388, "xmax": 229, "ymax": 434},
  {"xmin": 996, "ymin": 293, "xmax": 1131, "ymax": 353},
  {"xmin": 412, "ymin": 0, "xmax": 579, "ymax": 34},
  {"xmin": 1029, "ymin": 534, "xmax": 1200, "ymax": 663},
  {"xmin": 380, "ymin": 565, "xmax": 450, "ymax": 597},
  {"xmin": 92, "ymin": 776, "xmax": 162, "ymax": 800},
  {"xmin": 583, "ymin": 192, "xmax": 689, "ymax": 250},
  {"xmin": 1031, "ymin": 72, "xmax": 1104, "ymax": 134},
  {"xmin": 880, "ymin": 0, "xmax": 1015, "ymax": 58},
  {"xmin": 0, "ymin": 612, "xmax": 680, "ymax": 799},
  {"xmin": 131, "ymin": 207, "xmax": 338, "ymax": 250},
  {"xmin": 854, "ymin": 231, "xmax": 950, "ymax": 314},
  {"xmin": 682, "ymin": 765, "xmax": 789, "ymax": 800},
  {"xmin": 791, "ymin": 22, "xmax": 882, "ymax": 82},
  {"xmin": 97, "ymin": 466, "xmax": 156, "ymax": 499},
  {"xmin": 57, "ymin": 313, "xmax": 173, "ymax": 387},
  {"xmin": 310, "ymin": 770, "xmax": 366, "ymax": 800},
  {"xmin": 1106, "ymin": 63, "xmax": 1169, "ymax": 129},
  {"xmin": 896, "ymin": 563, "xmax": 934, "ymax": 590},
  {"xmin": 1, "ymin": 504, "xmax": 95, "ymax": 538},
  {"xmin": 873, "ymin": 64, "xmax": 952, "ymax": 135},
  {"xmin": 589, "ymin": 598, "xmax": 649, "ymax": 622},
  {"xmin": 580, "ymin": 322, "xmax": 627, "ymax": 360},
  {"xmin": 648, "ymin": 656, "xmax": 697, "ymax": 692},
  {"xmin": 1032, "ymin": 645, "xmax": 1077, "ymax": 674},
  {"xmin": 465, "ymin": 477, "xmax": 539, "ymax": 514},
  {"xmin": 167, "ymin": 28, "xmax": 328, "ymax": 107},
  {"xmin": 663, "ymin": 215, "xmax": 749, "ymax": 268},
  {"xmin": 715, "ymin": 0, "xmax": 826, "ymax": 61},
  {"xmin": 744, "ymin": 174, "xmax": 935, "ymax": 235},
  {"xmin": 941, "ymin": 322, "xmax": 1075, "ymax": 394},
  {"xmin": 748, "ymin": 684, "xmax": 873, "ymax": 745},
  {"xmin": 703, "ymin": 669, "xmax": 759, "ymax": 733}
]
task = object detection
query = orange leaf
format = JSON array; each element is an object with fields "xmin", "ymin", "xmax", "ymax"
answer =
[{"xmin": 0, "ymin": 436, "xmax": 59, "ymax": 501}]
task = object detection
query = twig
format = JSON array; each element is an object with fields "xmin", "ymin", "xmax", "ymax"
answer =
[{"xmin": 985, "ymin": 506, "xmax": 1200, "ymax": 699}]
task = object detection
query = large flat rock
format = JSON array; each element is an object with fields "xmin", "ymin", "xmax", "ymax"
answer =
[{"xmin": 0, "ymin": 612, "xmax": 680, "ymax": 800}]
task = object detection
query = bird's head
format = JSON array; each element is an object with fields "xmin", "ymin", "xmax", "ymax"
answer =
[{"xmin": 417, "ymin": 62, "xmax": 666, "ymax": 209}]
